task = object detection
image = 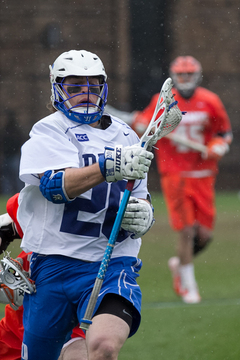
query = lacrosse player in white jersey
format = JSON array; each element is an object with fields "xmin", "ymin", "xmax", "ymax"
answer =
[{"xmin": 17, "ymin": 50, "xmax": 155, "ymax": 360}]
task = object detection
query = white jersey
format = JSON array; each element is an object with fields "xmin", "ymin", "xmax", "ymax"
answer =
[{"xmin": 18, "ymin": 111, "xmax": 150, "ymax": 262}]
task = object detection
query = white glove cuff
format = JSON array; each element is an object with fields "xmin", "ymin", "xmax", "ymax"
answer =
[
  {"xmin": 98, "ymin": 146, "xmax": 123, "ymax": 182},
  {"xmin": 106, "ymin": 145, "xmax": 123, "ymax": 182}
]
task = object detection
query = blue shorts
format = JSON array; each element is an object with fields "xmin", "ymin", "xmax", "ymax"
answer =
[{"xmin": 21, "ymin": 254, "xmax": 142, "ymax": 360}]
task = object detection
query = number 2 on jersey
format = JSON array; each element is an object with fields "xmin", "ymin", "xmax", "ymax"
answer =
[{"xmin": 60, "ymin": 181, "xmax": 129, "ymax": 242}]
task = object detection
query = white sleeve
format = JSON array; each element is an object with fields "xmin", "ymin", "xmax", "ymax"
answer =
[{"xmin": 19, "ymin": 123, "xmax": 80, "ymax": 186}]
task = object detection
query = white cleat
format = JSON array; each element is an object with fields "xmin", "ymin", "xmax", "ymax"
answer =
[
  {"xmin": 168, "ymin": 258, "xmax": 202, "ymax": 303},
  {"xmin": 181, "ymin": 286, "xmax": 201, "ymax": 304}
]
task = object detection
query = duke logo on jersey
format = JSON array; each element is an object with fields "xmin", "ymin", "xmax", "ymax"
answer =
[{"xmin": 75, "ymin": 133, "xmax": 89, "ymax": 142}]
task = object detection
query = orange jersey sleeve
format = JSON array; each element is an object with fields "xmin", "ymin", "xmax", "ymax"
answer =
[{"xmin": 6, "ymin": 194, "xmax": 23, "ymax": 239}]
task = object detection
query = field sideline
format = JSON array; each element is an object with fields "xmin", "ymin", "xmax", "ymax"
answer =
[{"xmin": 0, "ymin": 191, "xmax": 240, "ymax": 359}]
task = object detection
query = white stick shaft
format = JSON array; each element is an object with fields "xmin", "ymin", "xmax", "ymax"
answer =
[{"xmin": 166, "ymin": 133, "xmax": 207, "ymax": 154}]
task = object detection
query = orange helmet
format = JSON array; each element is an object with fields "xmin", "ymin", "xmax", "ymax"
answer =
[{"xmin": 169, "ymin": 56, "xmax": 202, "ymax": 98}]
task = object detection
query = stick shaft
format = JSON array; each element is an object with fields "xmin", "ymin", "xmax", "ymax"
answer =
[
  {"xmin": 166, "ymin": 133, "xmax": 207, "ymax": 153},
  {"xmin": 80, "ymin": 278, "xmax": 103, "ymax": 331}
]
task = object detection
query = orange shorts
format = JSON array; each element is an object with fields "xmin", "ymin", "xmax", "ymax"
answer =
[{"xmin": 160, "ymin": 174, "xmax": 216, "ymax": 231}]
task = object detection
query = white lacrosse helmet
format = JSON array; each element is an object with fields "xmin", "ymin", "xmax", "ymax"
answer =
[
  {"xmin": 49, "ymin": 50, "xmax": 108, "ymax": 124},
  {"xmin": 169, "ymin": 56, "xmax": 202, "ymax": 98}
]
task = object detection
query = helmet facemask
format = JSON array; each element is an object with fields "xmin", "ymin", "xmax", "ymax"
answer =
[
  {"xmin": 52, "ymin": 75, "xmax": 108, "ymax": 124},
  {"xmin": 169, "ymin": 56, "xmax": 202, "ymax": 99},
  {"xmin": 171, "ymin": 72, "xmax": 202, "ymax": 98}
]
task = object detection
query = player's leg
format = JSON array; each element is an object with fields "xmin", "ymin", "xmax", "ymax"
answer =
[
  {"xmin": 58, "ymin": 338, "xmax": 88, "ymax": 360},
  {"xmin": 176, "ymin": 177, "xmax": 215, "ymax": 303},
  {"xmin": 86, "ymin": 294, "xmax": 133, "ymax": 360},
  {"xmin": 87, "ymin": 314, "xmax": 129, "ymax": 360},
  {"xmin": 178, "ymin": 225, "xmax": 195, "ymax": 265},
  {"xmin": 22, "ymin": 255, "xmax": 79, "ymax": 360},
  {"xmin": 193, "ymin": 225, "xmax": 212, "ymax": 255},
  {"xmin": 78, "ymin": 258, "xmax": 142, "ymax": 360},
  {"xmin": 175, "ymin": 185, "xmax": 201, "ymax": 303},
  {"xmin": 162, "ymin": 175, "xmax": 201, "ymax": 303},
  {"xmin": 176, "ymin": 225, "xmax": 201, "ymax": 303},
  {"xmin": 193, "ymin": 176, "xmax": 215, "ymax": 256},
  {"xmin": 168, "ymin": 226, "xmax": 198, "ymax": 300},
  {"xmin": 58, "ymin": 325, "xmax": 87, "ymax": 360},
  {"xmin": 193, "ymin": 178, "xmax": 214, "ymax": 255}
]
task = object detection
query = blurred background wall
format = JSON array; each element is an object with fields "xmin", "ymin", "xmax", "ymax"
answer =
[{"xmin": 0, "ymin": 0, "xmax": 239, "ymax": 194}]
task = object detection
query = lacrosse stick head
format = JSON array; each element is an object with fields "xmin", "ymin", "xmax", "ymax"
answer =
[
  {"xmin": 0, "ymin": 256, "xmax": 36, "ymax": 295},
  {"xmin": 139, "ymin": 78, "xmax": 182, "ymax": 150}
]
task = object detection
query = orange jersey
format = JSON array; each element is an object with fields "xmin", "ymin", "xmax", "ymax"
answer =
[
  {"xmin": 0, "ymin": 195, "xmax": 85, "ymax": 360},
  {"xmin": 133, "ymin": 87, "xmax": 232, "ymax": 176}
]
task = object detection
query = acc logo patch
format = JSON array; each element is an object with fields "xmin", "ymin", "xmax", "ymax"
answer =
[{"xmin": 75, "ymin": 134, "xmax": 89, "ymax": 142}]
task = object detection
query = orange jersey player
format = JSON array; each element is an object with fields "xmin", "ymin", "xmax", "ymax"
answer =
[
  {"xmin": 0, "ymin": 194, "xmax": 87, "ymax": 360},
  {"xmin": 132, "ymin": 56, "xmax": 232, "ymax": 304}
]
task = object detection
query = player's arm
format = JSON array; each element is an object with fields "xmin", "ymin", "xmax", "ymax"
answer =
[
  {"xmin": 38, "ymin": 163, "xmax": 104, "ymax": 202},
  {"xmin": 39, "ymin": 145, "xmax": 153, "ymax": 203},
  {"xmin": 204, "ymin": 92, "xmax": 233, "ymax": 161}
]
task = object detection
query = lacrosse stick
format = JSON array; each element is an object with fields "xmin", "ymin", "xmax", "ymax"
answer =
[
  {"xmin": 166, "ymin": 133, "xmax": 207, "ymax": 154},
  {"xmin": 0, "ymin": 255, "xmax": 36, "ymax": 295},
  {"xmin": 80, "ymin": 77, "xmax": 182, "ymax": 331}
]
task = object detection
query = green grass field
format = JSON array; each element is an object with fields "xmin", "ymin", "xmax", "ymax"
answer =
[{"xmin": 1, "ymin": 192, "xmax": 240, "ymax": 359}]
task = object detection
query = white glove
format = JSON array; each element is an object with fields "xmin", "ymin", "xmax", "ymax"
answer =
[
  {"xmin": 0, "ymin": 213, "xmax": 20, "ymax": 254},
  {"xmin": 203, "ymin": 137, "xmax": 230, "ymax": 161},
  {"xmin": 0, "ymin": 213, "xmax": 12, "ymax": 228},
  {"xmin": 121, "ymin": 197, "xmax": 155, "ymax": 239},
  {"xmin": 99, "ymin": 144, "xmax": 154, "ymax": 182}
]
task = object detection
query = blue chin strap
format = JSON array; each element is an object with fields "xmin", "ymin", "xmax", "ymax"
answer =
[{"xmin": 56, "ymin": 102, "xmax": 104, "ymax": 125}]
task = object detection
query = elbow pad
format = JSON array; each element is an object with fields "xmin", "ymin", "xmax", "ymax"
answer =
[{"xmin": 39, "ymin": 170, "xmax": 73, "ymax": 204}]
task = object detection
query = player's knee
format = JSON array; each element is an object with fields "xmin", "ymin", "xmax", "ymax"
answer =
[
  {"xmin": 180, "ymin": 226, "xmax": 195, "ymax": 245},
  {"xmin": 193, "ymin": 236, "xmax": 212, "ymax": 256},
  {"xmin": 88, "ymin": 337, "xmax": 117, "ymax": 360},
  {"xmin": 58, "ymin": 339, "xmax": 87, "ymax": 360}
]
